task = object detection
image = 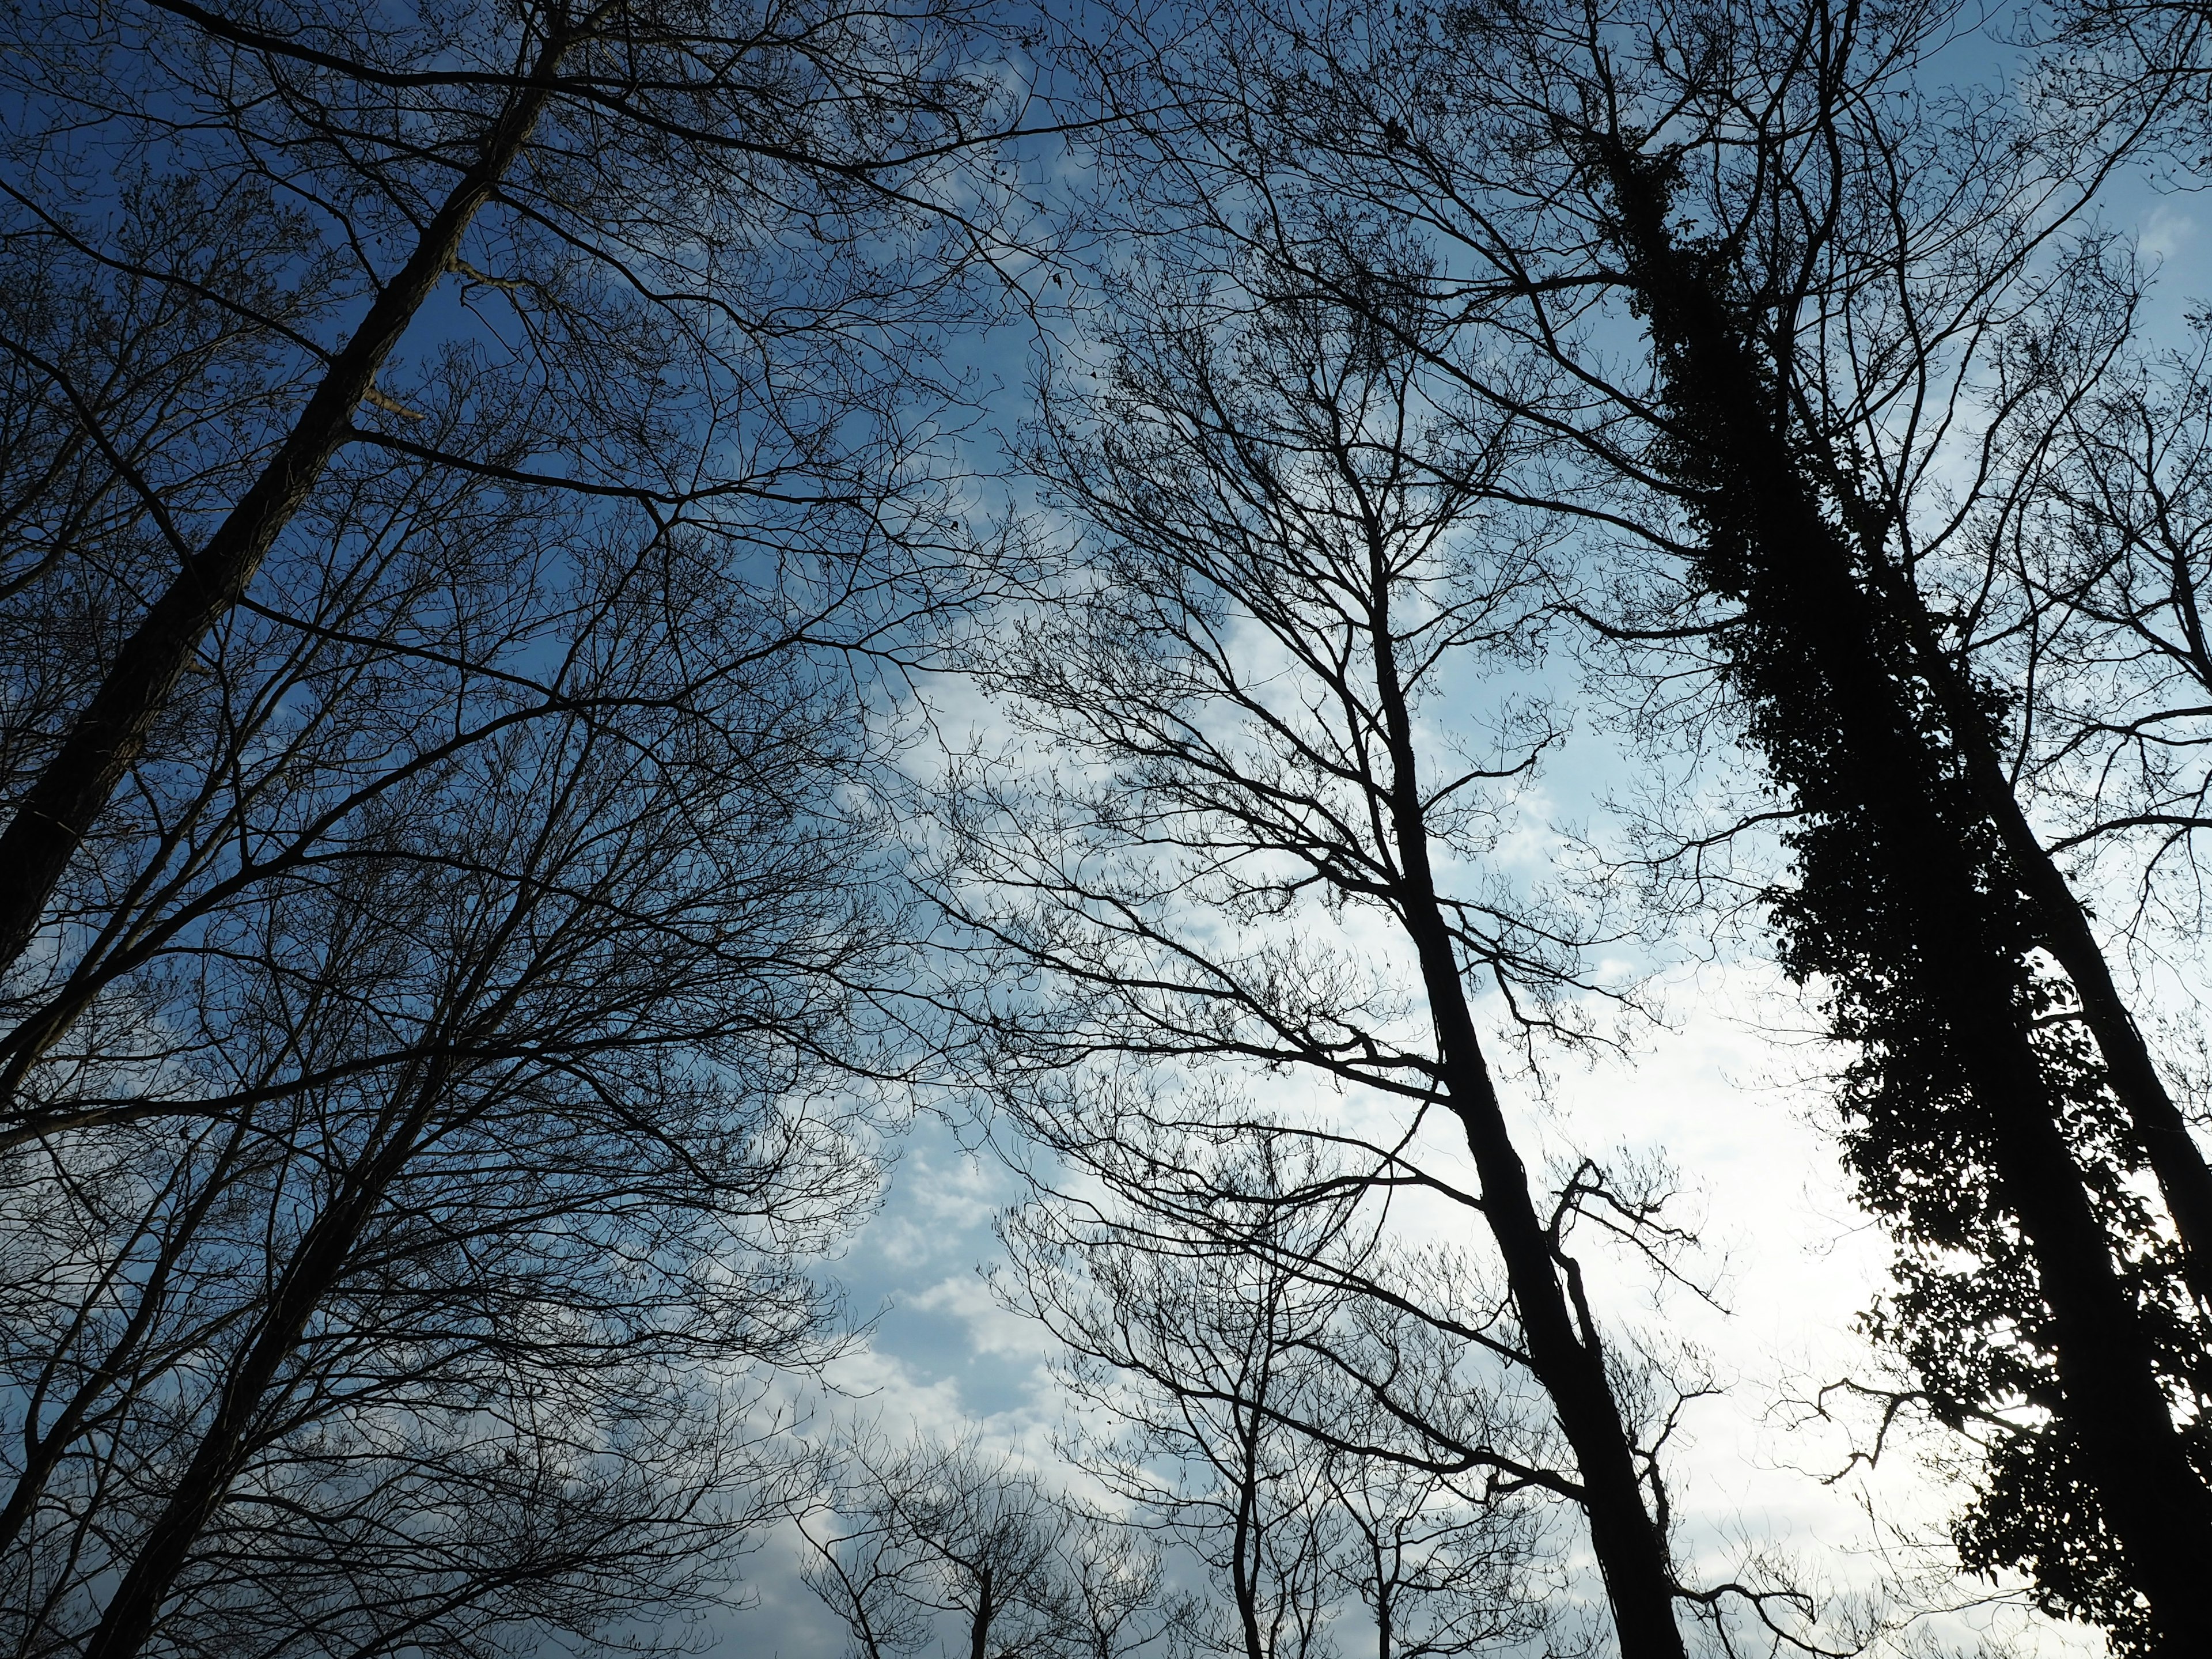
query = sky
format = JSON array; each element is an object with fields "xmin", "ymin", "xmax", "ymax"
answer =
[
  {"xmin": 710, "ymin": 639, "xmax": 2173, "ymax": 1653},
  {"xmin": 703, "ymin": 31, "xmax": 2212, "ymax": 1653},
  {"xmin": 5, "ymin": 5, "xmax": 2203, "ymax": 1655},
  {"xmin": 725, "ymin": 974, "xmax": 2109, "ymax": 1657}
]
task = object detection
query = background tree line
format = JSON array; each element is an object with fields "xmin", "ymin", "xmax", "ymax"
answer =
[{"xmin": 3, "ymin": 0, "xmax": 2211, "ymax": 1655}]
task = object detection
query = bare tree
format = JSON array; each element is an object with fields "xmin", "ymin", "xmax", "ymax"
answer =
[
  {"xmin": 0, "ymin": 3, "xmax": 1048, "ymax": 1652},
  {"xmin": 802, "ymin": 1431, "xmax": 1190, "ymax": 1659},
  {"xmin": 1036, "ymin": 0, "xmax": 2212, "ymax": 1642},
  {"xmin": 0, "ymin": 0, "xmax": 1037, "ymax": 1003},
  {"xmin": 999, "ymin": 1141, "xmax": 1559, "ymax": 1659},
  {"xmin": 1012, "ymin": 1185, "xmax": 1353, "ymax": 1659},
  {"xmin": 1322, "ymin": 1416, "xmax": 1558, "ymax": 1659},
  {"xmin": 929, "ymin": 238, "xmax": 1744, "ymax": 1657},
  {"xmin": 0, "ymin": 533, "xmax": 903, "ymax": 1657},
  {"xmin": 1062, "ymin": 1506, "xmax": 1198, "ymax": 1659}
]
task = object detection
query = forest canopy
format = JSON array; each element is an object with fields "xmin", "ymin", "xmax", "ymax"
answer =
[{"xmin": 2, "ymin": 0, "xmax": 2209, "ymax": 1655}]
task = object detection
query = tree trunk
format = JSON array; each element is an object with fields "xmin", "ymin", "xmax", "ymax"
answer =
[
  {"xmin": 1414, "ymin": 927, "xmax": 1687, "ymax": 1659},
  {"xmin": 1862, "ymin": 550, "xmax": 2212, "ymax": 1300},
  {"xmin": 1366, "ymin": 573, "xmax": 1687, "ymax": 1659},
  {"xmin": 1372, "ymin": 1538, "xmax": 1390, "ymax": 1659},
  {"xmin": 1599, "ymin": 143, "xmax": 2212, "ymax": 1647},
  {"xmin": 968, "ymin": 1574, "xmax": 994, "ymax": 1659},
  {"xmin": 1232, "ymin": 1400, "xmax": 1268, "ymax": 1659},
  {"xmin": 0, "ymin": 33, "xmax": 569, "ymax": 978},
  {"xmin": 78, "ymin": 1074, "xmax": 441, "ymax": 1659}
]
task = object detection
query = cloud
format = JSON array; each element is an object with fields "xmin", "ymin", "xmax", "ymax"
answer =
[{"xmin": 2142, "ymin": 202, "xmax": 2200, "ymax": 266}]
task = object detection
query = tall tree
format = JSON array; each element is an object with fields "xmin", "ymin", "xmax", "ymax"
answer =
[
  {"xmin": 1573, "ymin": 13, "xmax": 2212, "ymax": 1640},
  {"xmin": 933, "ymin": 248, "xmax": 1777, "ymax": 1657},
  {"xmin": 0, "ymin": 532, "xmax": 899, "ymax": 1657},
  {"xmin": 1055, "ymin": 0, "xmax": 2212, "ymax": 1643},
  {"xmin": 0, "ymin": 0, "xmax": 1033, "ymax": 998},
  {"xmin": 0, "ymin": 2, "xmax": 1040, "ymax": 1650}
]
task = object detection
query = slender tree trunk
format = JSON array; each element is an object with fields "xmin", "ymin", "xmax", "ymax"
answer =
[
  {"xmin": 1365, "ymin": 567, "xmax": 1687, "ymax": 1659},
  {"xmin": 0, "ymin": 33, "xmax": 569, "ymax": 977},
  {"xmin": 1232, "ymin": 1395, "xmax": 1269, "ymax": 1659},
  {"xmin": 1599, "ymin": 145, "xmax": 2212, "ymax": 1647},
  {"xmin": 79, "ymin": 1074, "xmax": 442, "ymax": 1659},
  {"xmin": 1372, "ymin": 1539, "xmax": 1389, "ymax": 1659},
  {"xmin": 968, "ymin": 1575, "xmax": 994, "ymax": 1659},
  {"xmin": 1411, "ymin": 927, "xmax": 1685, "ymax": 1659}
]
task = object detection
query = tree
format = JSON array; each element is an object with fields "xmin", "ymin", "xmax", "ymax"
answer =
[
  {"xmin": 1594, "ymin": 132, "xmax": 2210, "ymax": 1653},
  {"xmin": 932, "ymin": 239, "xmax": 1746, "ymax": 1658},
  {"xmin": 1013, "ymin": 1176, "xmax": 1358, "ymax": 1659},
  {"xmin": 0, "ymin": 528, "xmax": 904, "ymax": 1657},
  {"xmin": 0, "ymin": 0, "xmax": 1033, "ymax": 1014},
  {"xmin": 999, "ymin": 1141, "xmax": 1558, "ymax": 1659},
  {"xmin": 1047, "ymin": 0, "xmax": 2212, "ymax": 1642},
  {"xmin": 801, "ymin": 1431, "xmax": 1191, "ymax": 1659},
  {"xmin": 0, "ymin": 6, "xmax": 1044, "ymax": 1643},
  {"xmin": 1567, "ymin": 14, "xmax": 2212, "ymax": 1641}
]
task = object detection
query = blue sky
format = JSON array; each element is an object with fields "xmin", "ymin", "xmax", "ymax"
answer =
[{"xmin": 704, "ymin": 47, "xmax": 2210, "ymax": 1652}]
